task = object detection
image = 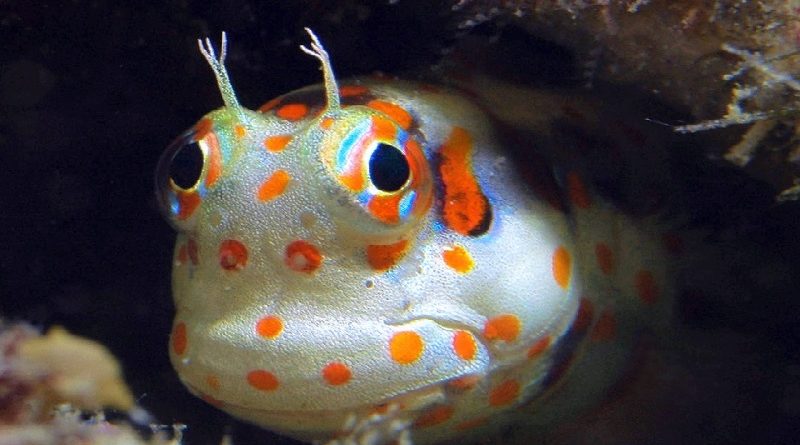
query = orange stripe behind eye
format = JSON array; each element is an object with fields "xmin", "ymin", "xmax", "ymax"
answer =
[
  {"xmin": 204, "ymin": 132, "xmax": 222, "ymax": 187},
  {"xmin": 438, "ymin": 127, "xmax": 491, "ymax": 236},
  {"xmin": 367, "ymin": 100, "xmax": 413, "ymax": 130}
]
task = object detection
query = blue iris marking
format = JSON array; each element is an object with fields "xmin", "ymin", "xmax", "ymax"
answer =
[
  {"xmin": 338, "ymin": 120, "xmax": 370, "ymax": 172},
  {"xmin": 396, "ymin": 129, "xmax": 408, "ymax": 147},
  {"xmin": 170, "ymin": 194, "xmax": 180, "ymax": 216},
  {"xmin": 357, "ymin": 191, "xmax": 371, "ymax": 207},
  {"xmin": 398, "ymin": 190, "xmax": 416, "ymax": 220}
]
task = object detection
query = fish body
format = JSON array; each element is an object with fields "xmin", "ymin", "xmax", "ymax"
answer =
[{"xmin": 156, "ymin": 32, "xmax": 674, "ymax": 444}]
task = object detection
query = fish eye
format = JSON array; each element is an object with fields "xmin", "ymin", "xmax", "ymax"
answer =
[
  {"xmin": 167, "ymin": 138, "xmax": 205, "ymax": 190},
  {"xmin": 368, "ymin": 143, "xmax": 410, "ymax": 193}
]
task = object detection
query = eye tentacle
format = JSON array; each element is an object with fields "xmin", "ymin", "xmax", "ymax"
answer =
[
  {"xmin": 299, "ymin": 28, "xmax": 341, "ymax": 111},
  {"xmin": 198, "ymin": 32, "xmax": 244, "ymax": 117}
]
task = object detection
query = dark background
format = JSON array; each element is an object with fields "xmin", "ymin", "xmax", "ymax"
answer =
[{"xmin": 1, "ymin": 1, "xmax": 798, "ymax": 444}]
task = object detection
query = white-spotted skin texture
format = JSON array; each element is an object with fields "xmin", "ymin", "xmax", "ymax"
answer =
[{"xmin": 156, "ymin": 34, "xmax": 674, "ymax": 444}]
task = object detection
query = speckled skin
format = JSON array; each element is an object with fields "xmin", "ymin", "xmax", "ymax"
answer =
[{"xmin": 156, "ymin": 32, "xmax": 673, "ymax": 444}]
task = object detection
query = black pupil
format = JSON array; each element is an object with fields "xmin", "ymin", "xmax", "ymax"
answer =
[
  {"xmin": 369, "ymin": 143, "xmax": 410, "ymax": 192},
  {"xmin": 170, "ymin": 141, "xmax": 204, "ymax": 189}
]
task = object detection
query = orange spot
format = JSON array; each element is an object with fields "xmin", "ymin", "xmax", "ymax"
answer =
[
  {"xmin": 635, "ymin": 270, "xmax": 659, "ymax": 305},
  {"xmin": 264, "ymin": 135, "xmax": 292, "ymax": 152},
  {"xmin": 389, "ymin": 331, "xmax": 424, "ymax": 364},
  {"xmin": 455, "ymin": 416, "xmax": 489, "ymax": 431},
  {"xmin": 340, "ymin": 85, "xmax": 369, "ymax": 97},
  {"xmin": 366, "ymin": 239, "xmax": 409, "ymax": 271},
  {"xmin": 176, "ymin": 190, "xmax": 201, "ymax": 220},
  {"xmin": 256, "ymin": 315, "xmax": 283, "ymax": 339},
  {"xmin": 574, "ymin": 297, "xmax": 594, "ymax": 333},
  {"xmin": 206, "ymin": 374, "xmax": 221, "ymax": 391},
  {"xmin": 552, "ymin": 246, "xmax": 571, "ymax": 289},
  {"xmin": 367, "ymin": 194, "xmax": 401, "ymax": 224},
  {"xmin": 285, "ymin": 240, "xmax": 323, "ymax": 273},
  {"xmin": 591, "ymin": 309, "xmax": 617, "ymax": 341},
  {"xmin": 595, "ymin": 242, "xmax": 614, "ymax": 275},
  {"xmin": 483, "ymin": 314, "xmax": 521, "ymax": 343},
  {"xmin": 367, "ymin": 100, "xmax": 413, "ymax": 130},
  {"xmin": 413, "ymin": 405, "xmax": 454, "ymax": 428},
  {"xmin": 488, "ymin": 379, "xmax": 520, "ymax": 407},
  {"xmin": 276, "ymin": 103, "xmax": 308, "ymax": 121},
  {"xmin": 204, "ymin": 132, "xmax": 222, "ymax": 187},
  {"xmin": 452, "ymin": 330, "xmax": 477, "ymax": 360},
  {"xmin": 172, "ymin": 322, "xmax": 187, "ymax": 355},
  {"xmin": 448, "ymin": 374, "xmax": 481, "ymax": 390},
  {"xmin": 257, "ymin": 170, "xmax": 291, "ymax": 202},
  {"xmin": 234, "ymin": 124, "xmax": 246, "ymax": 139},
  {"xmin": 219, "ymin": 239, "xmax": 248, "ymax": 271},
  {"xmin": 322, "ymin": 362, "xmax": 352, "ymax": 386},
  {"xmin": 258, "ymin": 97, "xmax": 282, "ymax": 112},
  {"xmin": 320, "ymin": 117, "xmax": 334, "ymax": 129},
  {"xmin": 247, "ymin": 370, "xmax": 279, "ymax": 391},
  {"xmin": 566, "ymin": 171, "xmax": 591, "ymax": 209},
  {"xmin": 526, "ymin": 336, "xmax": 551, "ymax": 359},
  {"xmin": 439, "ymin": 127, "xmax": 491, "ymax": 236},
  {"xmin": 442, "ymin": 245, "xmax": 474, "ymax": 273}
]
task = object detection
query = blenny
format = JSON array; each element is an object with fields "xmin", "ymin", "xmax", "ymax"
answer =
[{"xmin": 156, "ymin": 30, "xmax": 675, "ymax": 444}]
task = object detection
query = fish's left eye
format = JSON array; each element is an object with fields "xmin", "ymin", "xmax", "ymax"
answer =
[
  {"xmin": 368, "ymin": 143, "xmax": 409, "ymax": 192},
  {"xmin": 168, "ymin": 139, "xmax": 205, "ymax": 190}
]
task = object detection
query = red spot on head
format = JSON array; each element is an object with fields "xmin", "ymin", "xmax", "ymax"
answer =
[
  {"xmin": 552, "ymin": 246, "xmax": 572, "ymax": 288},
  {"xmin": 247, "ymin": 370, "xmax": 279, "ymax": 391},
  {"xmin": 285, "ymin": 240, "xmax": 323, "ymax": 273},
  {"xmin": 172, "ymin": 322, "xmax": 187, "ymax": 355},
  {"xmin": 483, "ymin": 314, "xmax": 521, "ymax": 343},
  {"xmin": 256, "ymin": 315, "xmax": 283, "ymax": 339},
  {"xmin": 452, "ymin": 330, "xmax": 477, "ymax": 360},
  {"xmin": 276, "ymin": 103, "xmax": 309, "ymax": 121},
  {"xmin": 322, "ymin": 362, "xmax": 352, "ymax": 386},
  {"xmin": 264, "ymin": 135, "xmax": 292, "ymax": 152},
  {"xmin": 219, "ymin": 239, "xmax": 248, "ymax": 271}
]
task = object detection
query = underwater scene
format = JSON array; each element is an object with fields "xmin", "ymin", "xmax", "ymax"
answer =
[{"xmin": 2, "ymin": 1, "xmax": 800, "ymax": 444}]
